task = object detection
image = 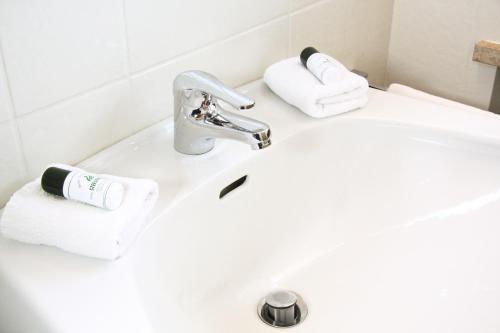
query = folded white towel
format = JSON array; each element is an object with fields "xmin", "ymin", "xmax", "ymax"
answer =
[
  {"xmin": 264, "ymin": 57, "xmax": 369, "ymax": 118},
  {"xmin": 0, "ymin": 165, "xmax": 159, "ymax": 260}
]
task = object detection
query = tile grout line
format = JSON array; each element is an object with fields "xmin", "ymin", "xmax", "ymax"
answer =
[
  {"xmin": 120, "ymin": 0, "xmax": 133, "ymax": 76},
  {"xmin": 462, "ymin": 0, "xmax": 483, "ymax": 105},
  {"xmin": 382, "ymin": 0, "xmax": 397, "ymax": 87},
  {"xmin": 11, "ymin": 0, "xmax": 135, "ymax": 121},
  {"xmin": 286, "ymin": 0, "xmax": 332, "ymax": 57},
  {"xmin": 16, "ymin": 76, "xmax": 130, "ymax": 120},
  {"xmin": 289, "ymin": 0, "xmax": 330, "ymax": 16},
  {"xmin": 287, "ymin": 0, "xmax": 292, "ymax": 56},
  {"xmin": 0, "ymin": 40, "xmax": 30, "ymax": 179},
  {"xmin": 129, "ymin": 13, "xmax": 291, "ymax": 78},
  {"xmin": 119, "ymin": 0, "xmax": 135, "ymax": 109},
  {"xmin": 17, "ymin": 13, "xmax": 292, "ymax": 119}
]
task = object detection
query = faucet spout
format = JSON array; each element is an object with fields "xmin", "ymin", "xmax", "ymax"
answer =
[
  {"xmin": 173, "ymin": 71, "xmax": 272, "ymax": 155},
  {"xmin": 203, "ymin": 108, "xmax": 271, "ymax": 150}
]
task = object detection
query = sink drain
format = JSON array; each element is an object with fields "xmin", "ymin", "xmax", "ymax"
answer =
[{"xmin": 258, "ymin": 290, "xmax": 308, "ymax": 328}]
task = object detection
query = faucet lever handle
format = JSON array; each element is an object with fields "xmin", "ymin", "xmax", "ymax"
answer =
[{"xmin": 174, "ymin": 70, "xmax": 255, "ymax": 110}]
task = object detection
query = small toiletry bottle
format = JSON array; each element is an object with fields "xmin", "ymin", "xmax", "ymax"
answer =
[
  {"xmin": 41, "ymin": 167, "xmax": 124, "ymax": 210},
  {"xmin": 300, "ymin": 46, "xmax": 345, "ymax": 85}
]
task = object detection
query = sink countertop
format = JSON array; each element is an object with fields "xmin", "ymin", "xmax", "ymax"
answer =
[
  {"xmin": 79, "ymin": 80, "xmax": 500, "ymax": 226},
  {"xmin": 2, "ymin": 79, "xmax": 499, "ymax": 260},
  {"xmin": 1, "ymin": 79, "xmax": 500, "ymax": 333}
]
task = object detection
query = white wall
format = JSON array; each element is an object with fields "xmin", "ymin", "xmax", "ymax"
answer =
[
  {"xmin": 0, "ymin": 0, "xmax": 394, "ymax": 206},
  {"xmin": 386, "ymin": 0, "xmax": 500, "ymax": 110}
]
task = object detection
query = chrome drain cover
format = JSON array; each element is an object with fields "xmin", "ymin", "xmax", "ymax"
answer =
[{"xmin": 258, "ymin": 290, "xmax": 308, "ymax": 328}]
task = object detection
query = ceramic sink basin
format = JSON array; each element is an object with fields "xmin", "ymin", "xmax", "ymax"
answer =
[{"xmin": 1, "ymin": 80, "xmax": 499, "ymax": 333}]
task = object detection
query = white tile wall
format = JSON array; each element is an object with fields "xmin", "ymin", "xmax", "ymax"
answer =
[
  {"xmin": 0, "ymin": 121, "xmax": 27, "ymax": 204},
  {"xmin": 124, "ymin": 0, "xmax": 289, "ymax": 72},
  {"xmin": 386, "ymin": 0, "xmax": 499, "ymax": 109},
  {"xmin": 0, "ymin": 0, "xmax": 128, "ymax": 115},
  {"xmin": 0, "ymin": 49, "xmax": 12, "ymax": 123},
  {"xmin": 290, "ymin": 0, "xmax": 394, "ymax": 87},
  {"xmin": 342, "ymin": 0, "xmax": 395, "ymax": 87},
  {"xmin": 290, "ymin": 1, "xmax": 349, "ymax": 62},
  {"xmin": 17, "ymin": 80, "xmax": 133, "ymax": 178},
  {"xmin": 0, "ymin": 0, "xmax": 395, "ymax": 206},
  {"xmin": 290, "ymin": 0, "xmax": 322, "ymax": 11},
  {"xmin": 130, "ymin": 18, "xmax": 289, "ymax": 120}
]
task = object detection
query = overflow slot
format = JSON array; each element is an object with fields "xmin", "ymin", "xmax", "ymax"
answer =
[{"xmin": 219, "ymin": 175, "xmax": 248, "ymax": 199}]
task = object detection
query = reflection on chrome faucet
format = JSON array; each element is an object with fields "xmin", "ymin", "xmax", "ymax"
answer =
[{"xmin": 173, "ymin": 70, "xmax": 271, "ymax": 155}]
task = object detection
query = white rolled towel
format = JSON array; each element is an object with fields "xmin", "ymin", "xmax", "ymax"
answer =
[
  {"xmin": 264, "ymin": 57, "xmax": 369, "ymax": 118},
  {"xmin": 0, "ymin": 165, "xmax": 159, "ymax": 260}
]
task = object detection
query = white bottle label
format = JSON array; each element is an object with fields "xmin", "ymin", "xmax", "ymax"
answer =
[
  {"xmin": 63, "ymin": 171, "xmax": 118, "ymax": 209},
  {"xmin": 306, "ymin": 53, "xmax": 346, "ymax": 84},
  {"xmin": 307, "ymin": 53, "xmax": 333, "ymax": 81}
]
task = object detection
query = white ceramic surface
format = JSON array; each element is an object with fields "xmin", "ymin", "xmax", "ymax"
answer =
[
  {"xmin": 124, "ymin": 0, "xmax": 289, "ymax": 71},
  {"xmin": 17, "ymin": 80, "xmax": 133, "ymax": 178},
  {"xmin": 1, "ymin": 80, "xmax": 500, "ymax": 332},
  {"xmin": 0, "ymin": 0, "xmax": 128, "ymax": 115},
  {"xmin": 0, "ymin": 0, "xmax": 396, "ymax": 206}
]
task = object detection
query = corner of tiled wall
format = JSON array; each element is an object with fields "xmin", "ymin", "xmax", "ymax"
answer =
[
  {"xmin": 386, "ymin": 0, "xmax": 500, "ymax": 110},
  {"xmin": 0, "ymin": 0, "xmax": 395, "ymax": 206},
  {"xmin": 289, "ymin": 0, "xmax": 395, "ymax": 88}
]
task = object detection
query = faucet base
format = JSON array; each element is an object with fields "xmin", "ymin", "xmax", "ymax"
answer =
[{"xmin": 174, "ymin": 136, "xmax": 215, "ymax": 155}]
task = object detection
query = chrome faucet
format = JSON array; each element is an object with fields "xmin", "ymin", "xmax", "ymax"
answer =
[{"xmin": 173, "ymin": 70, "xmax": 271, "ymax": 155}]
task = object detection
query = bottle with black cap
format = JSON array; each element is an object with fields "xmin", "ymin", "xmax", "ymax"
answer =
[
  {"xmin": 41, "ymin": 166, "xmax": 124, "ymax": 210},
  {"xmin": 300, "ymin": 46, "xmax": 346, "ymax": 85}
]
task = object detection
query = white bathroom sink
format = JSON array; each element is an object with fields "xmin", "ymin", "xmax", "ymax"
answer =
[{"xmin": 1, "ymin": 80, "xmax": 500, "ymax": 332}]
